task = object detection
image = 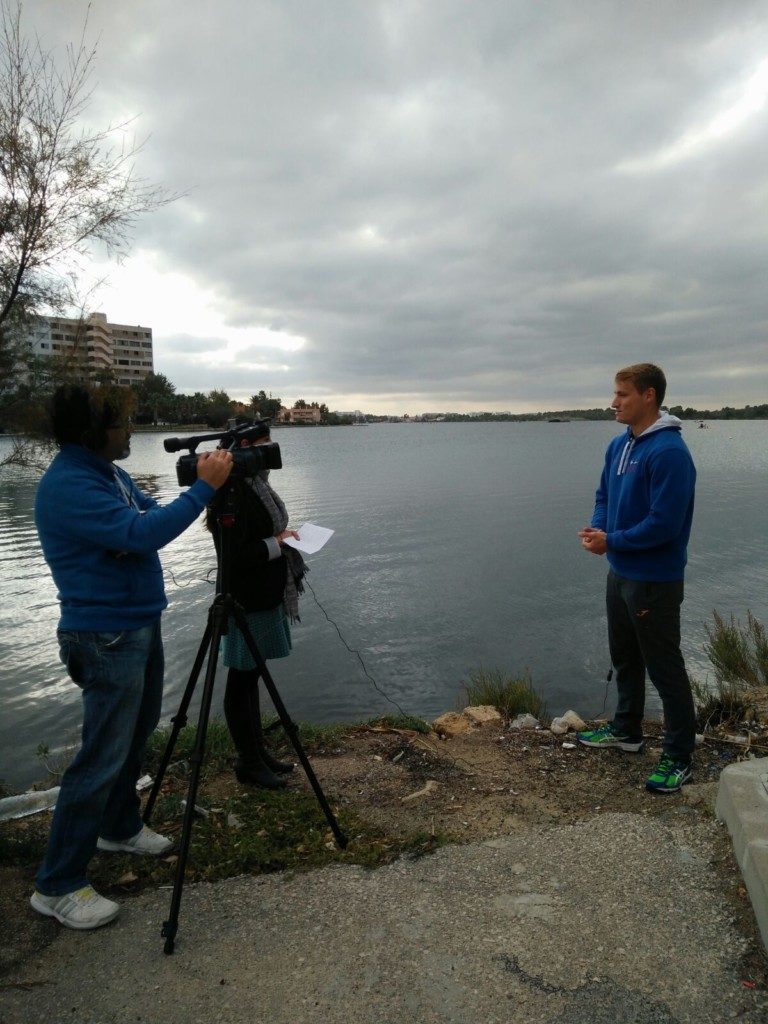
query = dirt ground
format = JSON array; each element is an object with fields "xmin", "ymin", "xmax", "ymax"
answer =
[
  {"xmin": 312, "ymin": 719, "xmax": 729, "ymax": 838},
  {"xmin": 3, "ymin": 718, "xmax": 768, "ymax": 990}
]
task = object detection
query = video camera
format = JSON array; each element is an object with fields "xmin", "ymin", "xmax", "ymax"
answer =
[{"xmin": 164, "ymin": 418, "xmax": 282, "ymax": 487}]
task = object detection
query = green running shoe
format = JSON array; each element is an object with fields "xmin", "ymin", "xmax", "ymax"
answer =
[
  {"xmin": 576, "ymin": 723, "xmax": 644, "ymax": 752},
  {"xmin": 645, "ymin": 755, "xmax": 692, "ymax": 793}
]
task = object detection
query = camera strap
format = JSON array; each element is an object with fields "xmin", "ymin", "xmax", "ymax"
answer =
[{"xmin": 113, "ymin": 467, "xmax": 141, "ymax": 511}]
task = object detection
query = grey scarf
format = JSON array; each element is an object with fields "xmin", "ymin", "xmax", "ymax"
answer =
[{"xmin": 250, "ymin": 472, "xmax": 307, "ymax": 622}]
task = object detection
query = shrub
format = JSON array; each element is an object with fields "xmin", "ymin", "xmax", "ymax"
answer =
[
  {"xmin": 365, "ymin": 714, "xmax": 431, "ymax": 734},
  {"xmin": 690, "ymin": 675, "xmax": 748, "ymax": 732},
  {"xmin": 705, "ymin": 610, "xmax": 768, "ymax": 690},
  {"xmin": 462, "ymin": 668, "xmax": 548, "ymax": 724},
  {"xmin": 692, "ymin": 611, "xmax": 768, "ymax": 731}
]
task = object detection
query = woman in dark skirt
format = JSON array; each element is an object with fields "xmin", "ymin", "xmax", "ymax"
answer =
[{"xmin": 207, "ymin": 420, "xmax": 306, "ymax": 789}]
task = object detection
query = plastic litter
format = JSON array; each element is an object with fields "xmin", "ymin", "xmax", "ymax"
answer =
[{"xmin": 0, "ymin": 787, "xmax": 60, "ymax": 821}]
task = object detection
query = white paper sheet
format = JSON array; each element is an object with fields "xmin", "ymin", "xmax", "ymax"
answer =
[{"xmin": 282, "ymin": 522, "xmax": 334, "ymax": 555}]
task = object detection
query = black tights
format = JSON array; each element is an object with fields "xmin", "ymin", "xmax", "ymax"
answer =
[{"xmin": 223, "ymin": 668, "xmax": 264, "ymax": 759}]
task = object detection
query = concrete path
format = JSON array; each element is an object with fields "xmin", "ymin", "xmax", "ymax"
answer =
[{"xmin": 1, "ymin": 812, "xmax": 765, "ymax": 1024}]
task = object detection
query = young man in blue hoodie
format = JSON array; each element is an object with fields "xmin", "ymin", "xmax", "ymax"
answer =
[
  {"xmin": 30, "ymin": 385, "xmax": 233, "ymax": 929},
  {"xmin": 576, "ymin": 364, "xmax": 697, "ymax": 794}
]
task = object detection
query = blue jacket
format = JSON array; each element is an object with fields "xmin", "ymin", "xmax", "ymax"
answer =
[
  {"xmin": 591, "ymin": 413, "xmax": 696, "ymax": 581},
  {"xmin": 35, "ymin": 444, "xmax": 216, "ymax": 631}
]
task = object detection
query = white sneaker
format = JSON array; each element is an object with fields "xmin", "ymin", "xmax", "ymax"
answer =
[
  {"xmin": 30, "ymin": 886, "xmax": 120, "ymax": 930},
  {"xmin": 97, "ymin": 824, "xmax": 174, "ymax": 856}
]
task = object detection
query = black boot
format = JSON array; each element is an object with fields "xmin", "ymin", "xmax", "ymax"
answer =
[
  {"xmin": 243, "ymin": 672, "xmax": 295, "ymax": 774},
  {"xmin": 224, "ymin": 669, "xmax": 293, "ymax": 785},
  {"xmin": 234, "ymin": 755, "xmax": 287, "ymax": 789},
  {"xmin": 257, "ymin": 737, "xmax": 295, "ymax": 776}
]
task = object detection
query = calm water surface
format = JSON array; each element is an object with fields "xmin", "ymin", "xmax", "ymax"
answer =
[{"xmin": 1, "ymin": 421, "xmax": 766, "ymax": 789}]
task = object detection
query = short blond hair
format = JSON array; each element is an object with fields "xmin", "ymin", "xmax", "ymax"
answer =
[{"xmin": 615, "ymin": 363, "xmax": 666, "ymax": 407}]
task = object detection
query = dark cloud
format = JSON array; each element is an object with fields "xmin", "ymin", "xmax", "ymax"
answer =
[{"xmin": 28, "ymin": 0, "xmax": 768, "ymax": 409}]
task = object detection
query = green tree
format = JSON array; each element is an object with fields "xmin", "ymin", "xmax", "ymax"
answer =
[
  {"xmin": 250, "ymin": 389, "xmax": 282, "ymax": 420},
  {"xmin": 250, "ymin": 389, "xmax": 267, "ymax": 413},
  {"xmin": 325, "ymin": 411, "xmax": 352, "ymax": 426},
  {"xmin": 131, "ymin": 372, "xmax": 176, "ymax": 425},
  {"xmin": 206, "ymin": 388, "xmax": 232, "ymax": 427},
  {"xmin": 175, "ymin": 391, "xmax": 209, "ymax": 424}
]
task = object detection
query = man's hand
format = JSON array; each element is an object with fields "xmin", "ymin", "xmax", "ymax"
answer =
[
  {"xmin": 196, "ymin": 449, "xmax": 233, "ymax": 489},
  {"xmin": 578, "ymin": 526, "xmax": 608, "ymax": 555},
  {"xmin": 276, "ymin": 529, "xmax": 300, "ymax": 545}
]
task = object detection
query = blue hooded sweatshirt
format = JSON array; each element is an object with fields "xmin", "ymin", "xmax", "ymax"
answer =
[
  {"xmin": 591, "ymin": 412, "xmax": 696, "ymax": 582},
  {"xmin": 35, "ymin": 444, "xmax": 216, "ymax": 631}
]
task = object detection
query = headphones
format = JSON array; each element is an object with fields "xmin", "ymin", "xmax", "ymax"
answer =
[{"xmin": 81, "ymin": 390, "xmax": 110, "ymax": 451}]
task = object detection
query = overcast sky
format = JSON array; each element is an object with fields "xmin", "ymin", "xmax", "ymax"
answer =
[{"xmin": 25, "ymin": 1, "xmax": 768, "ymax": 413}]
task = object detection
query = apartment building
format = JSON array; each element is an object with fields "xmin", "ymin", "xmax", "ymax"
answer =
[
  {"xmin": 277, "ymin": 406, "xmax": 322, "ymax": 424},
  {"xmin": 24, "ymin": 312, "xmax": 154, "ymax": 386}
]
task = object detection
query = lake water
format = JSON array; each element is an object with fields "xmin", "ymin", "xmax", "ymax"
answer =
[{"xmin": 1, "ymin": 420, "xmax": 766, "ymax": 791}]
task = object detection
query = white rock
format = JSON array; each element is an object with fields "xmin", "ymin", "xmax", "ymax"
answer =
[
  {"xmin": 509, "ymin": 713, "xmax": 540, "ymax": 730},
  {"xmin": 560, "ymin": 710, "xmax": 587, "ymax": 731},
  {"xmin": 549, "ymin": 717, "xmax": 570, "ymax": 735}
]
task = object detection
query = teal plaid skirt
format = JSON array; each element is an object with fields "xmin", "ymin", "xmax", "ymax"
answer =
[{"xmin": 220, "ymin": 605, "xmax": 292, "ymax": 670}]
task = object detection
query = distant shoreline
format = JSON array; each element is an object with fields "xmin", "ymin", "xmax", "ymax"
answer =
[
  {"xmin": 2, "ymin": 405, "xmax": 766, "ymax": 438},
  {"xmin": 122, "ymin": 408, "xmax": 768, "ymax": 431}
]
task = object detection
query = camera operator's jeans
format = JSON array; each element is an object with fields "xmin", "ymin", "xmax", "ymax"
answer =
[
  {"xmin": 35, "ymin": 620, "xmax": 164, "ymax": 896},
  {"xmin": 606, "ymin": 571, "xmax": 696, "ymax": 760}
]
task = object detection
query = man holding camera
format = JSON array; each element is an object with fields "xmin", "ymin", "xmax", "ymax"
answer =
[
  {"xmin": 30, "ymin": 385, "xmax": 233, "ymax": 930},
  {"xmin": 577, "ymin": 364, "xmax": 697, "ymax": 794}
]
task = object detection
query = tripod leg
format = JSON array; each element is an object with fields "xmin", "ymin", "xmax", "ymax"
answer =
[
  {"xmin": 232, "ymin": 605, "xmax": 348, "ymax": 850},
  {"xmin": 144, "ymin": 618, "xmax": 213, "ymax": 824},
  {"xmin": 161, "ymin": 606, "xmax": 226, "ymax": 954}
]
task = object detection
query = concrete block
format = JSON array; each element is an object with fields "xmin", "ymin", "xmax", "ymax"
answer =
[
  {"xmin": 716, "ymin": 759, "xmax": 768, "ymax": 949},
  {"xmin": 740, "ymin": 838, "xmax": 768, "ymax": 951},
  {"xmin": 715, "ymin": 760, "xmax": 768, "ymax": 863}
]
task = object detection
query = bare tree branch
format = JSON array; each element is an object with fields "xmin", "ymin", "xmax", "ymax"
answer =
[{"xmin": 0, "ymin": 0, "xmax": 177, "ymax": 329}]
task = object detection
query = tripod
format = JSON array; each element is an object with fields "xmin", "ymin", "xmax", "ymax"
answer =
[{"xmin": 143, "ymin": 481, "xmax": 348, "ymax": 954}]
